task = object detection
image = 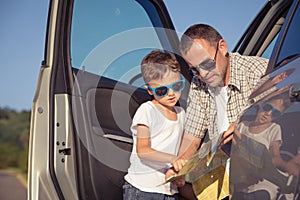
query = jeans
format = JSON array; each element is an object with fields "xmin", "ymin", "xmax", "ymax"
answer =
[
  {"xmin": 123, "ymin": 181, "xmax": 178, "ymax": 200},
  {"xmin": 231, "ymin": 190, "xmax": 271, "ymax": 200}
]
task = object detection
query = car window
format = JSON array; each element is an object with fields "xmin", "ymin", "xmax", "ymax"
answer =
[
  {"xmin": 261, "ymin": 34, "xmax": 278, "ymax": 59},
  {"xmin": 71, "ymin": 0, "xmax": 163, "ymax": 86},
  {"xmin": 275, "ymin": 2, "xmax": 300, "ymax": 68}
]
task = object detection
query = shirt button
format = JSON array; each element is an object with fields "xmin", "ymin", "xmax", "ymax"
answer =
[{"xmin": 249, "ymin": 98, "xmax": 255, "ymax": 104}]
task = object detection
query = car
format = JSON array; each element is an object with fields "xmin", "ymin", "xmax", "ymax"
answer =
[{"xmin": 28, "ymin": 0, "xmax": 300, "ymax": 199}]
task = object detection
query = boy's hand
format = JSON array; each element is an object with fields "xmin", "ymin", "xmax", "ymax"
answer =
[
  {"xmin": 165, "ymin": 168, "xmax": 185, "ymax": 187},
  {"xmin": 173, "ymin": 175, "xmax": 185, "ymax": 187}
]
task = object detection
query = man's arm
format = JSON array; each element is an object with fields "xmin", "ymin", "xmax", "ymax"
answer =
[
  {"xmin": 172, "ymin": 132, "xmax": 203, "ymax": 171},
  {"xmin": 179, "ymin": 132, "xmax": 202, "ymax": 159}
]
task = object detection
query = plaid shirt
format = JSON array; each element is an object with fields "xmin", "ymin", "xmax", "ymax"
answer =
[{"xmin": 185, "ymin": 53, "xmax": 269, "ymax": 140}]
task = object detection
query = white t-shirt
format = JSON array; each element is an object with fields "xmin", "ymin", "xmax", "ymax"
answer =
[
  {"xmin": 214, "ymin": 86, "xmax": 230, "ymax": 135},
  {"xmin": 238, "ymin": 121, "xmax": 282, "ymax": 150},
  {"xmin": 211, "ymin": 86, "xmax": 231, "ymax": 175},
  {"xmin": 238, "ymin": 121, "xmax": 283, "ymax": 200},
  {"xmin": 124, "ymin": 101, "xmax": 185, "ymax": 195}
]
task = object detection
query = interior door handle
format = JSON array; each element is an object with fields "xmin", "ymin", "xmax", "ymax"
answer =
[{"xmin": 103, "ymin": 134, "xmax": 133, "ymax": 144}]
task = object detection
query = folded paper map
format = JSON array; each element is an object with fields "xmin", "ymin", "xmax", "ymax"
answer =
[{"xmin": 163, "ymin": 134, "xmax": 230, "ymax": 199}]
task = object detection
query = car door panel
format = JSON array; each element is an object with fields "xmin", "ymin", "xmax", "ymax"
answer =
[{"xmin": 70, "ymin": 67, "xmax": 153, "ymax": 198}]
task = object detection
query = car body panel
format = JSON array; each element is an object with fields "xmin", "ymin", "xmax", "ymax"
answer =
[{"xmin": 231, "ymin": 57, "xmax": 300, "ymax": 199}]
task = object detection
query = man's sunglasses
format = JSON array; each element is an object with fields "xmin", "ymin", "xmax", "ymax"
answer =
[
  {"xmin": 146, "ymin": 75, "xmax": 185, "ymax": 98},
  {"xmin": 260, "ymin": 103, "xmax": 282, "ymax": 118},
  {"xmin": 189, "ymin": 41, "xmax": 219, "ymax": 76}
]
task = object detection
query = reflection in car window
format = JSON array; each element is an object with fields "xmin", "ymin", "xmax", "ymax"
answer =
[
  {"xmin": 276, "ymin": 3, "xmax": 300, "ymax": 68},
  {"xmin": 71, "ymin": 0, "xmax": 163, "ymax": 86},
  {"xmin": 231, "ymin": 89, "xmax": 300, "ymax": 199}
]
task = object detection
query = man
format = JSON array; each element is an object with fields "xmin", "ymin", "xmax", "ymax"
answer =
[
  {"xmin": 174, "ymin": 24, "xmax": 269, "ymax": 199},
  {"xmin": 178, "ymin": 23, "xmax": 269, "ymax": 159}
]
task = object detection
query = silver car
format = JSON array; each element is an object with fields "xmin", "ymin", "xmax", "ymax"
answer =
[{"xmin": 28, "ymin": 0, "xmax": 300, "ymax": 199}]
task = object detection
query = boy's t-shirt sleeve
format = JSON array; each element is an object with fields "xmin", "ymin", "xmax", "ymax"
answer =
[
  {"xmin": 269, "ymin": 123, "xmax": 282, "ymax": 146},
  {"xmin": 131, "ymin": 102, "xmax": 152, "ymax": 137}
]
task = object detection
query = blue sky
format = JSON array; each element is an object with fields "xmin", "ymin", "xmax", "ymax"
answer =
[
  {"xmin": 0, "ymin": 0, "xmax": 266, "ymax": 111},
  {"xmin": 0, "ymin": 0, "xmax": 48, "ymax": 111}
]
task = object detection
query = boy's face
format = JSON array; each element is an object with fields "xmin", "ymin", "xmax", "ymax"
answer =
[
  {"xmin": 146, "ymin": 71, "xmax": 183, "ymax": 108},
  {"xmin": 256, "ymin": 99, "xmax": 283, "ymax": 124}
]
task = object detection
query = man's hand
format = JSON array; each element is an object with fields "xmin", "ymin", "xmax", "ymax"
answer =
[
  {"xmin": 172, "ymin": 158, "xmax": 187, "ymax": 172},
  {"xmin": 221, "ymin": 123, "xmax": 235, "ymax": 145}
]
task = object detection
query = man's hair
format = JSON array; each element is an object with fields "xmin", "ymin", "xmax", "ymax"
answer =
[
  {"xmin": 179, "ymin": 24, "xmax": 223, "ymax": 55},
  {"xmin": 141, "ymin": 50, "xmax": 180, "ymax": 83}
]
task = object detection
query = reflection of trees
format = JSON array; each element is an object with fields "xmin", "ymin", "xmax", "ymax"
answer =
[{"xmin": 250, "ymin": 68, "xmax": 294, "ymax": 103}]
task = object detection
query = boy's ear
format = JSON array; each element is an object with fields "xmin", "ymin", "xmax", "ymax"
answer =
[{"xmin": 144, "ymin": 85, "xmax": 154, "ymax": 96}]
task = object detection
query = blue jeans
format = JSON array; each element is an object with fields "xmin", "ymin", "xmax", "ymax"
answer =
[
  {"xmin": 231, "ymin": 190, "xmax": 270, "ymax": 200},
  {"xmin": 123, "ymin": 181, "xmax": 178, "ymax": 200}
]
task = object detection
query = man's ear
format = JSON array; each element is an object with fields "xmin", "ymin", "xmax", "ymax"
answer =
[
  {"xmin": 144, "ymin": 85, "xmax": 154, "ymax": 96},
  {"xmin": 219, "ymin": 39, "xmax": 228, "ymax": 54}
]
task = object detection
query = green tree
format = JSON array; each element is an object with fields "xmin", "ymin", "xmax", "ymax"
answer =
[{"xmin": 0, "ymin": 108, "xmax": 30, "ymax": 172}]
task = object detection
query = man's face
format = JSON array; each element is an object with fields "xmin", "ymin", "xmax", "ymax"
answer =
[{"xmin": 181, "ymin": 39, "xmax": 227, "ymax": 88}]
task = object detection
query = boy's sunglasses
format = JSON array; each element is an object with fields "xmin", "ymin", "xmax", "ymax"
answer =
[
  {"xmin": 260, "ymin": 103, "xmax": 282, "ymax": 118},
  {"xmin": 146, "ymin": 75, "xmax": 185, "ymax": 98}
]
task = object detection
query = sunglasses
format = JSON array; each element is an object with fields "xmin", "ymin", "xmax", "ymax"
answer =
[
  {"xmin": 260, "ymin": 103, "xmax": 282, "ymax": 118},
  {"xmin": 146, "ymin": 75, "xmax": 185, "ymax": 98},
  {"xmin": 189, "ymin": 41, "xmax": 219, "ymax": 76}
]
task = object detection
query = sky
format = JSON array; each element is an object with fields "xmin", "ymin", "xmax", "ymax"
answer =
[{"xmin": 0, "ymin": 0, "xmax": 266, "ymax": 112}]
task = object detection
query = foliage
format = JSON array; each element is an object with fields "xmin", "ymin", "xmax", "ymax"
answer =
[{"xmin": 0, "ymin": 107, "xmax": 30, "ymax": 173}]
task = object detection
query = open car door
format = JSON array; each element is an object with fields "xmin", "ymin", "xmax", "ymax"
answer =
[
  {"xmin": 29, "ymin": 0, "xmax": 300, "ymax": 199},
  {"xmin": 28, "ymin": 0, "xmax": 190, "ymax": 199}
]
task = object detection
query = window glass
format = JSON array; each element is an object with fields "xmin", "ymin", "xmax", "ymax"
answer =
[
  {"xmin": 276, "ymin": 3, "xmax": 300, "ymax": 67},
  {"xmin": 261, "ymin": 34, "xmax": 278, "ymax": 59},
  {"xmin": 71, "ymin": 0, "xmax": 163, "ymax": 86}
]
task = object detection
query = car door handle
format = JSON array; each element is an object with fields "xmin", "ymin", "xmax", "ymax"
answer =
[
  {"xmin": 103, "ymin": 134, "xmax": 133, "ymax": 144},
  {"xmin": 58, "ymin": 148, "xmax": 71, "ymax": 155}
]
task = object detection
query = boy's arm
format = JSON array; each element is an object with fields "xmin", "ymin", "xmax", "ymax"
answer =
[
  {"xmin": 136, "ymin": 124, "xmax": 178, "ymax": 164},
  {"xmin": 165, "ymin": 132, "xmax": 203, "ymax": 186}
]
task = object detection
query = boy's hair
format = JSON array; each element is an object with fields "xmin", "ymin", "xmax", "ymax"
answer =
[
  {"xmin": 141, "ymin": 50, "xmax": 180, "ymax": 83},
  {"xmin": 180, "ymin": 24, "xmax": 223, "ymax": 55},
  {"xmin": 269, "ymin": 90, "xmax": 291, "ymax": 111}
]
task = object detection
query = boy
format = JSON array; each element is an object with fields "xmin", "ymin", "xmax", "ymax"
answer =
[{"xmin": 123, "ymin": 50, "xmax": 186, "ymax": 199}]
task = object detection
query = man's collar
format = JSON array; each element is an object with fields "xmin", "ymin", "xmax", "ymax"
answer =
[{"xmin": 227, "ymin": 53, "xmax": 241, "ymax": 92}]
